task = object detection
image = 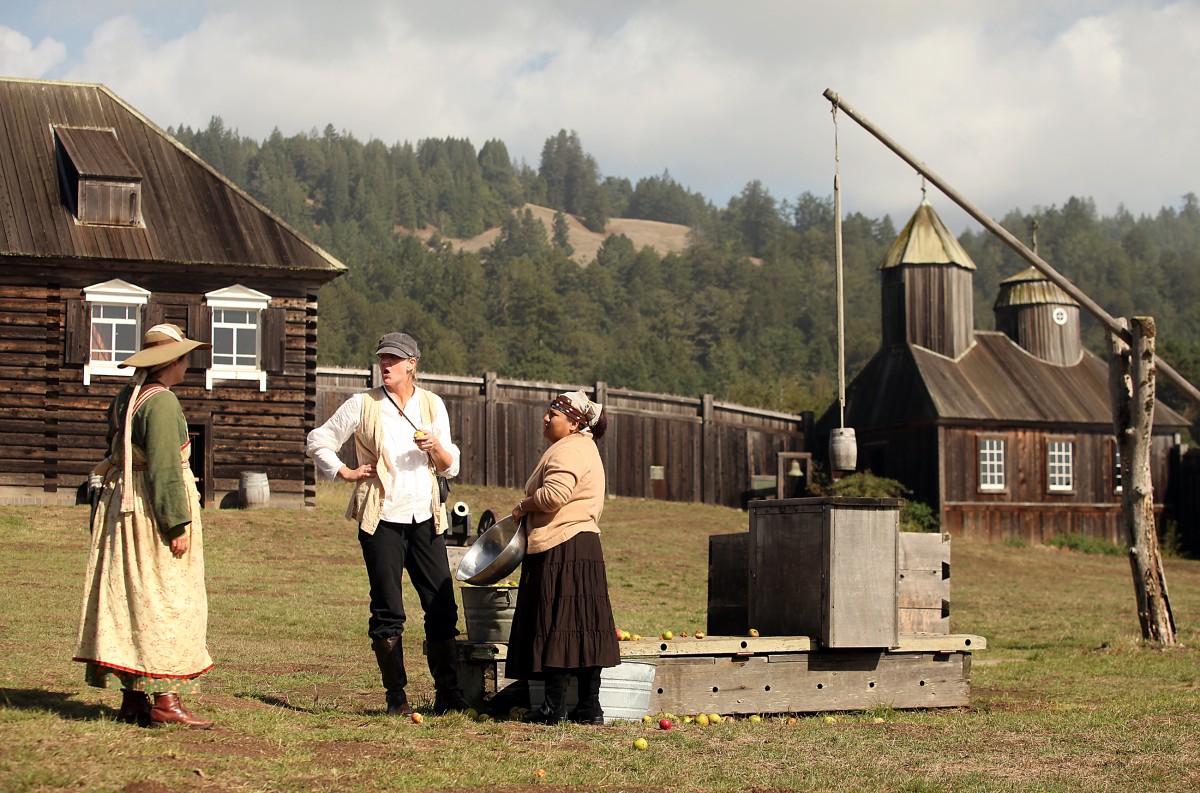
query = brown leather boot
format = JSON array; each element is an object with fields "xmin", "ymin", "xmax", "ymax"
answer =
[
  {"xmin": 149, "ymin": 693, "xmax": 214, "ymax": 729},
  {"xmin": 116, "ymin": 690, "xmax": 151, "ymax": 727}
]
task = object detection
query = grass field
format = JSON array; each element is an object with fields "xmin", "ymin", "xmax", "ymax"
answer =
[{"xmin": 1, "ymin": 482, "xmax": 1197, "ymax": 792}]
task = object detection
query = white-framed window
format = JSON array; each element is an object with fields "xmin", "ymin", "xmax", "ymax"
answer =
[
  {"xmin": 82, "ymin": 279, "xmax": 149, "ymax": 385},
  {"xmin": 205, "ymin": 285, "xmax": 270, "ymax": 391},
  {"xmin": 1047, "ymin": 439, "xmax": 1074, "ymax": 492},
  {"xmin": 978, "ymin": 437, "xmax": 1006, "ymax": 491}
]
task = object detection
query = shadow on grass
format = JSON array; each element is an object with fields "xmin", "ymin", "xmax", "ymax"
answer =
[
  {"xmin": 249, "ymin": 694, "xmax": 317, "ymax": 714},
  {"xmin": 0, "ymin": 687, "xmax": 112, "ymax": 721}
]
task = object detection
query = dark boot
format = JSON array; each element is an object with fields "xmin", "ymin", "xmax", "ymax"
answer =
[
  {"xmin": 148, "ymin": 693, "xmax": 213, "ymax": 729},
  {"xmin": 522, "ymin": 671, "xmax": 571, "ymax": 725},
  {"xmin": 427, "ymin": 639, "xmax": 471, "ymax": 715},
  {"xmin": 567, "ymin": 667, "xmax": 605, "ymax": 725},
  {"xmin": 372, "ymin": 636, "xmax": 413, "ymax": 717},
  {"xmin": 116, "ymin": 690, "xmax": 151, "ymax": 727}
]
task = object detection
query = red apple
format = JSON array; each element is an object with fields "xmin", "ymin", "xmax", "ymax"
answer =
[{"xmin": 659, "ymin": 718, "xmax": 673, "ymax": 730}]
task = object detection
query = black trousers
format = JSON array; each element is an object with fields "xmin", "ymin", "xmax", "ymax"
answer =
[{"xmin": 359, "ymin": 518, "xmax": 460, "ymax": 642}]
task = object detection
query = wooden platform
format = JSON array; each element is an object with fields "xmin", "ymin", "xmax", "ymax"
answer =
[{"xmin": 453, "ymin": 633, "xmax": 985, "ymax": 716}]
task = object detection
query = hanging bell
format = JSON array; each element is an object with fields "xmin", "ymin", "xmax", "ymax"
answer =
[{"xmin": 787, "ymin": 459, "xmax": 804, "ymax": 478}]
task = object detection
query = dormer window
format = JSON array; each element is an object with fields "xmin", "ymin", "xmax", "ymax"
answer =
[{"xmin": 54, "ymin": 126, "xmax": 144, "ymax": 227}]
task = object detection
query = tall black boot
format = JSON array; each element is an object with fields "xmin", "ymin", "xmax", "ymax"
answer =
[
  {"xmin": 427, "ymin": 639, "xmax": 471, "ymax": 715},
  {"xmin": 522, "ymin": 670, "xmax": 571, "ymax": 725},
  {"xmin": 371, "ymin": 636, "xmax": 413, "ymax": 716},
  {"xmin": 567, "ymin": 667, "xmax": 605, "ymax": 725}
]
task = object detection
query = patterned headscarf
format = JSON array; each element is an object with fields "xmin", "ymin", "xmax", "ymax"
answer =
[{"xmin": 549, "ymin": 390, "xmax": 603, "ymax": 432}]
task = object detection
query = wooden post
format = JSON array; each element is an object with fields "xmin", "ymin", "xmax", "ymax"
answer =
[
  {"xmin": 483, "ymin": 371, "xmax": 498, "ymax": 488},
  {"xmin": 701, "ymin": 395, "xmax": 716, "ymax": 505},
  {"xmin": 1108, "ymin": 317, "xmax": 1177, "ymax": 645}
]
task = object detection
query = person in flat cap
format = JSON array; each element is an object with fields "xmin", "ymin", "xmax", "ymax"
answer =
[
  {"xmin": 306, "ymin": 331, "xmax": 470, "ymax": 717},
  {"xmin": 506, "ymin": 390, "xmax": 620, "ymax": 725},
  {"xmin": 73, "ymin": 324, "xmax": 215, "ymax": 729}
]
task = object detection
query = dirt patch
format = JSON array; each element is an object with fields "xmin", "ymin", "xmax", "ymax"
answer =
[{"xmin": 447, "ymin": 204, "xmax": 691, "ymax": 265}]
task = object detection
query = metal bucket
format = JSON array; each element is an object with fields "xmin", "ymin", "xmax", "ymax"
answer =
[
  {"xmin": 461, "ymin": 585, "xmax": 517, "ymax": 643},
  {"xmin": 528, "ymin": 661, "xmax": 657, "ymax": 723},
  {"xmin": 238, "ymin": 471, "xmax": 270, "ymax": 509}
]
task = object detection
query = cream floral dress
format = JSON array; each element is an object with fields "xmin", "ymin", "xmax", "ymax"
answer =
[{"xmin": 73, "ymin": 385, "xmax": 212, "ymax": 693}]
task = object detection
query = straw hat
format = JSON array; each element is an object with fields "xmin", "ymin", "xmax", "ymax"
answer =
[{"xmin": 118, "ymin": 324, "xmax": 211, "ymax": 369}]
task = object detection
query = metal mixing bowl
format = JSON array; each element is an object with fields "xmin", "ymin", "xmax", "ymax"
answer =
[{"xmin": 455, "ymin": 514, "xmax": 526, "ymax": 585}]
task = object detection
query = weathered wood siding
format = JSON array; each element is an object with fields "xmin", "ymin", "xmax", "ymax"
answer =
[
  {"xmin": 994, "ymin": 303, "xmax": 1082, "ymax": 366},
  {"xmin": 881, "ymin": 266, "xmax": 974, "ymax": 358},
  {"xmin": 315, "ymin": 369, "xmax": 809, "ymax": 509},
  {"xmin": 0, "ymin": 270, "xmax": 320, "ymax": 509},
  {"xmin": 935, "ymin": 425, "xmax": 1177, "ymax": 544}
]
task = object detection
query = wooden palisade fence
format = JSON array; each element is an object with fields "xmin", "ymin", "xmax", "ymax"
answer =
[{"xmin": 313, "ymin": 368, "xmax": 810, "ymax": 510}]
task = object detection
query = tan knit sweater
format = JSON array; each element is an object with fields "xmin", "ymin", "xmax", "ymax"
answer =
[{"xmin": 522, "ymin": 432, "xmax": 605, "ymax": 554}]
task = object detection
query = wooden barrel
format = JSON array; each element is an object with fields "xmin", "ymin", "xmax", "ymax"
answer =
[
  {"xmin": 238, "ymin": 472, "xmax": 270, "ymax": 509},
  {"xmin": 829, "ymin": 427, "xmax": 858, "ymax": 471}
]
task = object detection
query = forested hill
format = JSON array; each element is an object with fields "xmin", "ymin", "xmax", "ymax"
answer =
[{"xmin": 170, "ymin": 119, "xmax": 1200, "ymax": 427}]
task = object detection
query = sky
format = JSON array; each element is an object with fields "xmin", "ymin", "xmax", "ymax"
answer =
[{"xmin": 2, "ymin": 1, "xmax": 1199, "ymax": 233}]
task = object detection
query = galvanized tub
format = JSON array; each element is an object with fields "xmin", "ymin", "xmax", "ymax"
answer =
[
  {"xmin": 528, "ymin": 661, "xmax": 657, "ymax": 723},
  {"xmin": 461, "ymin": 585, "xmax": 518, "ymax": 643}
]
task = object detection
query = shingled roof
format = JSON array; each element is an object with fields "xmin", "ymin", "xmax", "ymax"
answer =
[
  {"xmin": 841, "ymin": 331, "xmax": 1189, "ymax": 430},
  {"xmin": 0, "ymin": 77, "xmax": 344, "ymax": 278}
]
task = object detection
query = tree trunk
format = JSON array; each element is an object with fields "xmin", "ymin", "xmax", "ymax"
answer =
[{"xmin": 1107, "ymin": 317, "xmax": 1177, "ymax": 645}]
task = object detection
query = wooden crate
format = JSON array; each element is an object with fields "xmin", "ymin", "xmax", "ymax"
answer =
[
  {"xmin": 708, "ymin": 529, "xmax": 952, "ymax": 638},
  {"xmin": 454, "ymin": 633, "xmax": 985, "ymax": 716},
  {"xmin": 749, "ymin": 498, "xmax": 901, "ymax": 648}
]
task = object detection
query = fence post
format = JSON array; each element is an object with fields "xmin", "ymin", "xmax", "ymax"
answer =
[
  {"xmin": 484, "ymin": 371, "xmax": 498, "ymax": 487},
  {"xmin": 702, "ymin": 394, "xmax": 716, "ymax": 504}
]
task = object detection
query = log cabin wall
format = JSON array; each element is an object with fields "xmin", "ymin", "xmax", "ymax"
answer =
[
  {"xmin": 315, "ymin": 369, "xmax": 809, "ymax": 510},
  {"xmin": 0, "ymin": 268, "xmax": 320, "ymax": 510}
]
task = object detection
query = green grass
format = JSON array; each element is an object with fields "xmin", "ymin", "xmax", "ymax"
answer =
[{"xmin": 2, "ymin": 482, "xmax": 1198, "ymax": 791}]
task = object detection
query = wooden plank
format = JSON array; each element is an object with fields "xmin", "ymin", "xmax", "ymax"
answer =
[
  {"xmin": 707, "ymin": 533, "xmax": 749, "ymax": 636},
  {"xmin": 648, "ymin": 650, "xmax": 970, "ymax": 715}
]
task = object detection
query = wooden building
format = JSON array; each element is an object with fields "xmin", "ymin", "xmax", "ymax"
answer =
[
  {"xmin": 816, "ymin": 200, "xmax": 1189, "ymax": 544},
  {"xmin": 0, "ymin": 78, "xmax": 345, "ymax": 508}
]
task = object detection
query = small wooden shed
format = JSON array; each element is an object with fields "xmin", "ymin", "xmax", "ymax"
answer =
[
  {"xmin": 0, "ymin": 78, "xmax": 345, "ymax": 508},
  {"xmin": 816, "ymin": 200, "xmax": 1189, "ymax": 544}
]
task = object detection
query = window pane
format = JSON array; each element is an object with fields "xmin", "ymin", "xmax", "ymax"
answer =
[
  {"xmin": 1048, "ymin": 440, "xmax": 1073, "ymax": 491},
  {"xmin": 979, "ymin": 438, "xmax": 1006, "ymax": 490},
  {"xmin": 235, "ymin": 326, "xmax": 257, "ymax": 357}
]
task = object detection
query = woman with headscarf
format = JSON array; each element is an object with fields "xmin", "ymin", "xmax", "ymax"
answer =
[
  {"xmin": 73, "ymin": 323, "xmax": 214, "ymax": 729},
  {"xmin": 507, "ymin": 390, "xmax": 621, "ymax": 725}
]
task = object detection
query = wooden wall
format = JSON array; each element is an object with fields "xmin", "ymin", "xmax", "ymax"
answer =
[
  {"xmin": 315, "ymin": 369, "xmax": 809, "ymax": 509},
  {"xmin": 0, "ymin": 268, "xmax": 320, "ymax": 509},
  {"xmin": 937, "ymin": 425, "xmax": 1178, "ymax": 544}
]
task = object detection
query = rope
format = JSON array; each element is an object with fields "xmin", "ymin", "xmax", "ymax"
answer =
[{"xmin": 832, "ymin": 101, "xmax": 846, "ymax": 430}]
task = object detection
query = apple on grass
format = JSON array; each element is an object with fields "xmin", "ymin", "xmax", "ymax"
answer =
[
  {"xmin": 633, "ymin": 737, "xmax": 649, "ymax": 750},
  {"xmin": 659, "ymin": 718, "xmax": 672, "ymax": 730}
]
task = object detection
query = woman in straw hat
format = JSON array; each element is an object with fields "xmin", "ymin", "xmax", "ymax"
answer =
[{"xmin": 73, "ymin": 324, "xmax": 215, "ymax": 729}]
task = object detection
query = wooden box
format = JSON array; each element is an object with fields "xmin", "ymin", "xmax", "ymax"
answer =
[{"xmin": 748, "ymin": 497, "xmax": 900, "ymax": 648}]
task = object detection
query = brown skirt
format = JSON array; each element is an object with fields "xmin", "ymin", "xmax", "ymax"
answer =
[{"xmin": 505, "ymin": 530, "xmax": 621, "ymax": 679}]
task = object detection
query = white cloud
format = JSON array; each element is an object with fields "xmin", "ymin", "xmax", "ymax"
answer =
[
  {"xmin": 7, "ymin": 0, "xmax": 1200, "ymax": 230},
  {"xmin": 0, "ymin": 25, "xmax": 66, "ymax": 75}
]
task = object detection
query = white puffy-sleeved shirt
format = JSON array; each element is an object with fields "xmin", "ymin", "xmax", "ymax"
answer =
[{"xmin": 307, "ymin": 387, "xmax": 460, "ymax": 524}]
